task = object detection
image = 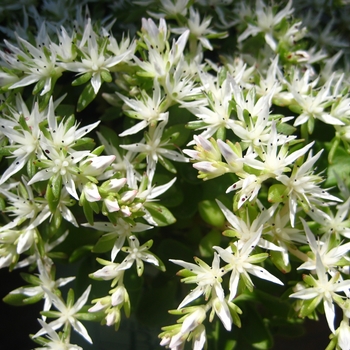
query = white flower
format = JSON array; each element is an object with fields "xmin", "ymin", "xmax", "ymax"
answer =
[
  {"xmin": 186, "ymin": 75, "xmax": 236, "ymax": 142},
  {"xmin": 121, "ymin": 115, "xmax": 188, "ymax": 181},
  {"xmin": 1, "ymin": 27, "xmax": 64, "ymax": 95},
  {"xmin": 172, "ymin": 7, "xmax": 223, "ymax": 51},
  {"xmin": 292, "ymin": 73, "xmax": 344, "ymax": 127},
  {"xmin": 277, "ymin": 150, "xmax": 341, "ymax": 226},
  {"xmin": 243, "ymin": 122, "xmax": 314, "ymax": 177},
  {"xmin": 238, "ymin": 0, "xmax": 294, "ymax": 51},
  {"xmin": 0, "ymin": 102, "xmax": 43, "ymax": 184},
  {"xmin": 33, "ymin": 319, "xmax": 82, "ymax": 350},
  {"xmin": 290, "ymin": 253, "xmax": 350, "ymax": 333},
  {"xmin": 337, "ymin": 319, "xmax": 350, "ymax": 350},
  {"xmin": 213, "ymin": 232, "xmax": 283, "ymax": 301},
  {"xmin": 297, "ymin": 218, "xmax": 350, "ymax": 272},
  {"xmin": 60, "ymin": 19, "xmax": 133, "ymax": 94},
  {"xmin": 82, "ymin": 219, "xmax": 152, "ymax": 261},
  {"xmin": 116, "ymin": 79, "xmax": 168, "ymax": 137},
  {"xmin": 170, "ymin": 253, "xmax": 225, "ymax": 309},
  {"xmin": 307, "ymin": 198, "xmax": 350, "ymax": 239},
  {"xmin": 216, "ymin": 200, "xmax": 281, "ymax": 251},
  {"xmin": 118, "ymin": 235, "xmax": 160, "ymax": 276},
  {"xmin": 28, "ymin": 145, "xmax": 90, "ymax": 200},
  {"xmin": 45, "ymin": 97, "xmax": 100, "ymax": 152},
  {"xmin": 33, "ymin": 285, "xmax": 93, "ymax": 344},
  {"xmin": 147, "ymin": 0, "xmax": 189, "ymax": 18},
  {"xmin": 10, "ymin": 258, "xmax": 75, "ymax": 318}
]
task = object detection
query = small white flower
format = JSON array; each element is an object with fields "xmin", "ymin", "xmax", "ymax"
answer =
[
  {"xmin": 290, "ymin": 253, "xmax": 350, "ymax": 333},
  {"xmin": 213, "ymin": 232, "xmax": 283, "ymax": 301},
  {"xmin": 33, "ymin": 285, "xmax": 93, "ymax": 343},
  {"xmin": 33, "ymin": 318, "xmax": 82, "ymax": 350},
  {"xmin": 170, "ymin": 253, "xmax": 225, "ymax": 309}
]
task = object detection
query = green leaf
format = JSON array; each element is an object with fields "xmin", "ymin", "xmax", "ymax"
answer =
[
  {"xmin": 198, "ymin": 199, "xmax": 225, "ymax": 228},
  {"xmin": 241, "ymin": 304, "xmax": 273, "ymax": 349},
  {"xmin": 92, "ymin": 233, "xmax": 116, "ymax": 254},
  {"xmin": 144, "ymin": 202, "xmax": 176, "ymax": 226},
  {"xmin": 199, "ymin": 229, "xmax": 221, "ymax": 257},
  {"xmin": 277, "ymin": 122, "xmax": 296, "ymax": 136},
  {"xmin": 77, "ymin": 82, "xmax": 97, "ymax": 112},
  {"xmin": 69, "ymin": 245, "xmax": 93, "ymax": 263},
  {"xmin": 325, "ymin": 143, "xmax": 350, "ymax": 186},
  {"xmin": 162, "ymin": 124, "xmax": 191, "ymax": 147}
]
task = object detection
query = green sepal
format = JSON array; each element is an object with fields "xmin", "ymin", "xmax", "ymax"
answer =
[
  {"xmin": 22, "ymin": 293, "xmax": 44, "ymax": 305},
  {"xmin": 32, "ymin": 78, "xmax": 46, "ymax": 95},
  {"xmin": 63, "ymin": 114, "xmax": 76, "ymax": 131},
  {"xmin": 222, "ymin": 229, "xmax": 239, "ymax": 238},
  {"xmin": 143, "ymin": 202, "xmax": 176, "ymax": 226},
  {"xmin": 216, "ymin": 126, "xmax": 226, "ymax": 141},
  {"xmin": 268, "ymin": 184, "xmax": 287, "ymax": 203},
  {"xmin": 199, "ymin": 229, "xmax": 221, "ymax": 257},
  {"xmin": 186, "ymin": 120, "xmax": 207, "ymax": 129},
  {"xmin": 176, "ymin": 268, "xmax": 196, "ymax": 278},
  {"xmin": 51, "ymin": 209, "xmax": 62, "ymax": 230},
  {"xmin": 18, "ymin": 181, "xmax": 29, "ymax": 200},
  {"xmin": 302, "ymin": 274, "xmax": 317, "ymax": 287},
  {"xmin": 46, "ymin": 181, "xmax": 61, "ymax": 213},
  {"xmin": 72, "ymin": 72, "xmax": 92, "ymax": 86},
  {"xmin": 270, "ymin": 250, "xmax": 291, "ymax": 273},
  {"xmin": 146, "ymin": 251, "xmax": 166, "ymax": 272},
  {"xmin": 80, "ymin": 192, "xmax": 94, "ymax": 225},
  {"xmin": 77, "ymin": 309, "xmax": 105, "ymax": 322},
  {"xmin": 307, "ymin": 116, "xmax": 315, "ymax": 134},
  {"xmin": 289, "ymin": 104, "xmax": 303, "ymax": 114},
  {"xmin": 228, "ymin": 301, "xmax": 242, "ymax": 328},
  {"xmin": 26, "ymin": 154, "xmax": 37, "ymax": 179},
  {"xmin": 67, "ymin": 288, "xmax": 75, "ymax": 307},
  {"xmin": 91, "ymin": 145, "xmax": 105, "ymax": 156},
  {"xmin": 0, "ymin": 146, "xmax": 16, "ymax": 157},
  {"xmin": 50, "ymin": 173, "xmax": 63, "ymax": 198},
  {"xmin": 18, "ymin": 114, "xmax": 31, "ymax": 132},
  {"xmin": 3, "ymin": 292, "xmax": 31, "ymax": 306},
  {"xmin": 158, "ymin": 155, "xmax": 177, "ymax": 174},
  {"xmin": 299, "ymin": 296, "xmax": 320, "ymax": 318},
  {"xmin": 247, "ymin": 252, "xmax": 268, "ymax": 264},
  {"xmin": 77, "ymin": 82, "xmax": 97, "ymax": 112},
  {"xmin": 19, "ymin": 272, "xmax": 41, "ymax": 285},
  {"xmin": 198, "ymin": 199, "xmax": 225, "ymax": 228},
  {"xmin": 101, "ymin": 70, "xmax": 112, "ymax": 83},
  {"xmin": 0, "ymin": 196, "xmax": 5, "ymax": 211},
  {"xmin": 39, "ymin": 121, "xmax": 52, "ymax": 140}
]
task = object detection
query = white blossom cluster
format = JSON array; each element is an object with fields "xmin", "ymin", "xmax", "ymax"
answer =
[{"xmin": 0, "ymin": 0, "xmax": 349, "ymax": 349}]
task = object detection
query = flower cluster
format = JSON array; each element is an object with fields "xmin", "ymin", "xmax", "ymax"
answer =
[{"xmin": 0, "ymin": 0, "xmax": 350, "ymax": 349}]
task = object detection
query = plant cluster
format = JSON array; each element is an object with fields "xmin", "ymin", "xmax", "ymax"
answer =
[{"xmin": 0, "ymin": 0, "xmax": 350, "ymax": 349}]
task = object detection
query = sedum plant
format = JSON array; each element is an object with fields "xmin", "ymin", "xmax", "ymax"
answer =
[{"xmin": 0, "ymin": 0, "xmax": 350, "ymax": 349}]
